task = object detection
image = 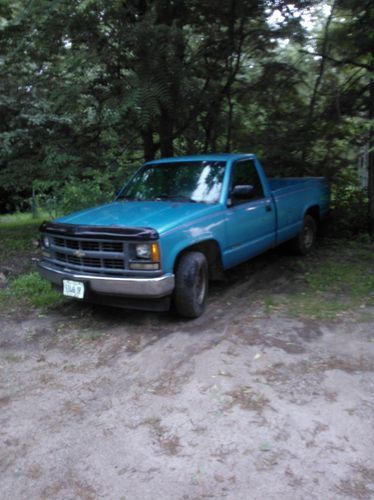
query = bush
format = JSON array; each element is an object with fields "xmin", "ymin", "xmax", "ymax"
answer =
[
  {"xmin": 60, "ymin": 174, "xmax": 115, "ymax": 213},
  {"xmin": 325, "ymin": 185, "xmax": 369, "ymax": 238},
  {"xmin": 33, "ymin": 171, "xmax": 118, "ymax": 216}
]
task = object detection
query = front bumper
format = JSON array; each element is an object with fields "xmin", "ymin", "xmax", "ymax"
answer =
[{"xmin": 37, "ymin": 261, "xmax": 175, "ymax": 299}]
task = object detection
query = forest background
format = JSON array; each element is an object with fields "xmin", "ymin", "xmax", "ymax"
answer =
[{"xmin": 0, "ymin": 0, "xmax": 373, "ymax": 237}]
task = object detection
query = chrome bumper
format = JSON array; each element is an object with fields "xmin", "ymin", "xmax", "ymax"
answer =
[{"xmin": 37, "ymin": 262, "xmax": 175, "ymax": 298}]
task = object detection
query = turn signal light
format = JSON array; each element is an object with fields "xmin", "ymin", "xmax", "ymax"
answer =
[{"xmin": 151, "ymin": 243, "xmax": 160, "ymax": 262}]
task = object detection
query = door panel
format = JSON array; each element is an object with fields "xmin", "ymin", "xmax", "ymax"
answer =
[
  {"xmin": 224, "ymin": 198, "xmax": 276, "ymax": 268},
  {"xmin": 222, "ymin": 159, "xmax": 276, "ymax": 269}
]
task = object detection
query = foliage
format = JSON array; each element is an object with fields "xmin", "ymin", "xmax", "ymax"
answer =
[
  {"xmin": 32, "ymin": 169, "xmax": 125, "ymax": 215},
  {"xmin": 328, "ymin": 185, "xmax": 369, "ymax": 237},
  {"xmin": 0, "ymin": 217, "xmax": 42, "ymax": 259},
  {"xmin": 0, "ymin": 215, "xmax": 59, "ymax": 310},
  {"xmin": 0, "ymin": 0, "xmax": 372, "ymax": 234},
  {"xmin": 59, "ymin": 176, "xmax": 115, "ymax": 213}
]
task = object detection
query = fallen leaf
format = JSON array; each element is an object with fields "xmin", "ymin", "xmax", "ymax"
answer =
[
  {"xmin": 214, "ymin": 474, "xmax": 225, "ymax": 483},
  {"xmin": 260, "ymin": 443, "xmax": 272, "ymax": 452}
]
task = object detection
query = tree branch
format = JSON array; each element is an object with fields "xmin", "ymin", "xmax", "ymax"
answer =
[{"xmin": 299, "ymin": 50, "xmax": 373, "ymax": 72}]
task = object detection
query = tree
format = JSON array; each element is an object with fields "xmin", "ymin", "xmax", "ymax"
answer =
[
  {"xmin": 0, "ymin": 0, "xmax": 372, "ymax": 235},
  {"xmin": 298, "ymin": 0, "xmax": 373, "ymax": 232}
]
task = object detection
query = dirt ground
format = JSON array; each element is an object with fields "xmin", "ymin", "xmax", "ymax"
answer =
[{"xmin": 1, "ymin": 250, "xmax": 374, "ymax": 500}]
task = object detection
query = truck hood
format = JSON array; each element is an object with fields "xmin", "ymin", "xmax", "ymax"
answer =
[{"xmin": 55, "ymin": 200, "xmax": 220, "ymax": 235}]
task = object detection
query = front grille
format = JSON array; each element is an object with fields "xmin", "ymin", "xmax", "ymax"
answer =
[
  {"xmin": 50, "ymin": 236, "xmax": 125, "ymax": 274},
  {"xmin": 102, "ymin": 242, "xmax": 123, "ymax": 252},
  {"xmin": 56, "ymin": 253, "xmax": 102, "ymax": 268},
  {"xmin": 104, "ymin": 259, "xmax": 125, "ymax": 269},
  {"xmin": 81, "ymin": 241, "xmax": 100, "ymax": 251}
]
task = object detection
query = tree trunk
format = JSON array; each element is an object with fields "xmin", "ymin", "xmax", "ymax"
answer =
[
  {"xmin": 159, "ymin": 108, "xmax": 174, "ymax": 157},
  {"xmin": 368, "ymin": 76, "xmax": 374, "ymax": 236},
  {"xmin": 225, "ymin": 95, "xmax": 234, "ymax": 151},
  {"xmin": 142, "ymin": 127, "xmax": 155, "ymax": 162},
  {"xmin": 302, "ymin": 1, "xmax": 337, "ymax": 165}
]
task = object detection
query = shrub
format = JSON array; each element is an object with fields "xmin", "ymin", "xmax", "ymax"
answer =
[
  {"xmin": 60, "ymin": 174, "xmax": 115, "ymax": 213},
  {"xmin": 325, "ymin": 185, "xmax": 369, "ymax": 238}
]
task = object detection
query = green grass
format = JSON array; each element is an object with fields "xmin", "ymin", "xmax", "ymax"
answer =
[
  {"xmin": 287, "ymin": 292, "xmax": 348, "ymax": 320},
  {"xmin": 0, "ymin": 212, "xmax": 45, "ymax": 224},
  {"xmin": 304, "ymin": 262, "xmax": 373, "ymax": 300},
  {"xmin": 300, "ymin": 246, "xmax": 372, "ymax": 318},
  {"xmin": 73, "ymin": 330, "xmax": 105, "ymax": 347},
  {"xmin": 0, "ymin": 213, "xmax": 48, "ymax": 260},
  {"xmin": 263, "ymin": 296, "xmax": 276, "ymax": 315},
  {"xmin": 0, "ymin": 272, "xmax": 63, "ymax": 309},
  {"xmin": 1, "ymin": 215, "xmax": 373, "ymax": 320},
  {"xmin": 262, "ymin": 240, "xmax": 374, "ymax": 320},
  {"xmin": 5, "ymin": 353, "xmax": 22, "ymax": 363},
  {"xmin": 0, "ymin": 212, "xmax": 62, "ymax": 310}
]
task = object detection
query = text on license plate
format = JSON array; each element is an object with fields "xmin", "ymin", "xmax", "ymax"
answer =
[{"xmin": 63, "ymin": 280, "xmax": 85, "ymax": 299}]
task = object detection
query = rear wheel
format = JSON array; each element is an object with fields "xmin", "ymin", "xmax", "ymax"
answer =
[
  {"xmin": 291, "ymin": 214, "xmax": 317, "ymax": 255},
  {"xmin": 174, "ymin": 251, "xmax": 208, "ymax": 318}
]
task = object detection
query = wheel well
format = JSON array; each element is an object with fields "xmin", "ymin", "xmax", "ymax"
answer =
[
  {"xmin": 174, "ymin": 240, "xmax": 223, "ymax": 280},
  {"xmin": 305, "ymin": 205, "xmax": 320, "ymax": 222}
]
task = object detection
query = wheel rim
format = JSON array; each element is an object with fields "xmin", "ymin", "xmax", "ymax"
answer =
[
  {"xmin": 303, "ymin": 224, "xmax": 314, "ymax": 249},
  {"xmin": 195, "ymin": 266, "xmax": 207, "ymax": 304}
]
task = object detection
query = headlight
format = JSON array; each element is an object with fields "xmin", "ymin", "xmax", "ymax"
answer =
[
  {"xmin": 135, "ymin": 243, "xmax": 152, "ymax": 259},
  {"xmin": 134, "ymin": 242, "xmax": 160, "ymax": 263},
  {"xmin": 43, "ymin": 236, "xmax": 51, "ymax": 248}
]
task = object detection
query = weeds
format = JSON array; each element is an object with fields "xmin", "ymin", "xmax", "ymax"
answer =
[
  {"xmin": 5, "ymin": 353, "xmax": 22, "ymax": 362},
  {"xmin": 73, "ymin": 329, "xmax": 105, "ymax": 347},
  {"xmin": 263, "ymin": 296, "xmax": 275, "ymax": 315},
  {"xmin": 287, "ymin": 292, "xmax": 348, "ymax": 320},
  {"xmin": 0, "ymin": 272, "xmax": 63, "ymax": 309},
  {"xmin": 0, "ymin": 214, "xmax": 46, "ymax": 260},
  {"xmin": 0, "ymin": 213, "xmax": 62, "ymax": 310},
  {"xmin": 262, "ymin": 240, "xmax": 374, "ymax": 320},
  {"xmin": 304, "ymin": 262, "xmax": 373, "ymax": 300}
]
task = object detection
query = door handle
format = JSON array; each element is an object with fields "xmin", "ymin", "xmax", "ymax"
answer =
[{"xmin": 265, "ymin": 204, "xmax": 272, "ymax": 212}]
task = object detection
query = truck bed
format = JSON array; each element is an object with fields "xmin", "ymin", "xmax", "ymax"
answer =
[
  {"xmin": 268, "ymin": 177, "xmax": 330, "ymax": 245},
  {"xmin": 268, "ymin": 177, "xmax": 326, "ymax": 193}
]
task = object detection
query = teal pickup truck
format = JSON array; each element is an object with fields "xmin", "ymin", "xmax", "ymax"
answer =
[{"xmin": 38, "ymin": 154, "xmax": 329, "ymax": 317}]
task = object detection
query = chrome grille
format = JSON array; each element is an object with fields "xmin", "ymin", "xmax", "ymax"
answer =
[
  {"xmin": 81, "ymin": 241, "xmax": 100, "ymax": 251},
  {"xmin": 104, "ymin": 259, "xmax": 125, "ymax": 269},
  {"xmin": 102, "ymin": 242, "xmax": 123, "ymax": 252},
  {"xmin": 50, "ymin": 236, "xmax": 125, "ymax": 274}
]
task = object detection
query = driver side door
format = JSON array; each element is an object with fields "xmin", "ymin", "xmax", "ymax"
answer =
[{"xmin": 224, "ymin": 159, "xmax": 276, "ymax": 268}]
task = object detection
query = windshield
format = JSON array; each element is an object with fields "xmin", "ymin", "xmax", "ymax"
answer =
[{"xmin": 119, "ymin": 161, "xmax": 226, "ymax": 204}]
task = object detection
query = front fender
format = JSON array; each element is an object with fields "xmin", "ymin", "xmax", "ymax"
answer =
[{"xmin": 160, "ymin": 214, "xmax": 227, "ymax": 274}]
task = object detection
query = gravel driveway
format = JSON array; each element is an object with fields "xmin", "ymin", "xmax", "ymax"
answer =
[{"xmin": 1, "ymin": 251, "xmax": 374, "ymax": 499}]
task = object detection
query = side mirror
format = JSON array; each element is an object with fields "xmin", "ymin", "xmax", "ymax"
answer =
[{"xmin": 230, "ymin": 184, "xmax": 255, "ymax": 201}]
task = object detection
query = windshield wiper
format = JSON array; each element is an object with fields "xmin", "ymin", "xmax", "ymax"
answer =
[
  {"xmin": 119, "ymin": 195, "xmax": 142, "ymax": 201},
  {"xmin": 153, "ymin": 194, "xmax": 197, "ymax": 203}
]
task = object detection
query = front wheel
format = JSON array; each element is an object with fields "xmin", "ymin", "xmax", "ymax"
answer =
[
  {"xmin": 291, "ymin": 214, "xmax": 317, "ymax": 255},
  {"xmin": 174, "ymin": 251, "xmax": 208, "ymax": 318}
]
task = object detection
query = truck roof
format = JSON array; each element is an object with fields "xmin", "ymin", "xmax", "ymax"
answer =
[{"xmin": 146, "ymin": 153, "xmax": 255, "ymax": 165}]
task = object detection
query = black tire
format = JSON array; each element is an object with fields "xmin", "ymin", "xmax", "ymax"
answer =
[
  {"xmin": 174, "ymin": 251, "xmax": 208, "ymax": 318},
  {"xmin": 291, "ymin": 214, "xmax": 317, "ymax": 255}
]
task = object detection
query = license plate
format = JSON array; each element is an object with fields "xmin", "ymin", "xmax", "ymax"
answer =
[{"xmin": 63, "ymin": 280, "xmax": 85, "ymax": 299}]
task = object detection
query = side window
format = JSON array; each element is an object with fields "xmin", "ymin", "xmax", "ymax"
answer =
[{"xmin": 231, "ymin": 160, "xmax": 264, "ymax": 201}]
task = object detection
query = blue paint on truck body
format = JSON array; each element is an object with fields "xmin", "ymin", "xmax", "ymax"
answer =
[{"xmin": 39, "ymin": 154, "xmax": 330, "ymax": 313}]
